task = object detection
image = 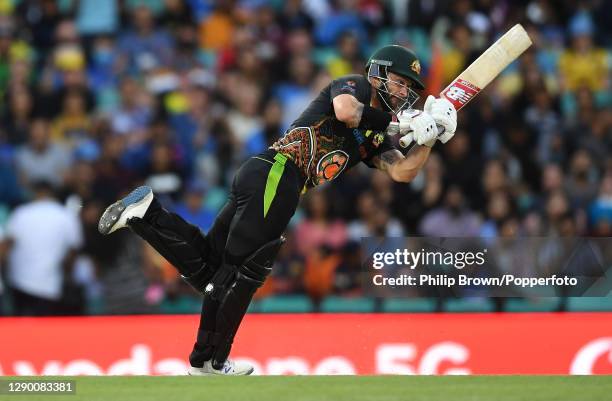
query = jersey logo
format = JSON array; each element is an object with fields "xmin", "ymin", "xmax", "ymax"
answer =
[
  {"xmin": 352, "ymin": 128, "xmax": 365, "ymax": 144},
  {"xmin": 341, "ymin": 85, "xmax": 356, "ymax": 94},
  {"xmin": 373, "ymin": 132, "xmax": 385, "ymax": 147},
  {"xmin": 354, "ymin": 129, "xmax": 383, "ymax": 148},
  {"xmin": 315, "ymin": 150, "xmax": 349, "ymax": 184},
  {"xmin": 341, "ymin": 80, "xmax": 357, "ymax": 94}
]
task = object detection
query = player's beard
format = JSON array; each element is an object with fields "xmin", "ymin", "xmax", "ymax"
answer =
[
  {"xmin": 389, "ymin": 95, "xmax": 404, "ymax": 111},
  {"xmin": 378, "ymin": 85, "xmax": 419, "ymax": 115}
]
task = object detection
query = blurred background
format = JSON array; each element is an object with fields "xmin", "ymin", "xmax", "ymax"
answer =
[{"xmin": 0, "ymin": 0, "xmax": 610, "ymax": 316}]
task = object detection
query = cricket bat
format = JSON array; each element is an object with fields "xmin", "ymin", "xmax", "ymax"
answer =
[{"xmin": 399, "ymin": 24, "xmax": 532, "ymax": 148}]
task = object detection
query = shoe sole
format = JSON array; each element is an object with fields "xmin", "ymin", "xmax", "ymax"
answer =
[{"xmin": 98, "ymin": 186, "xmax": 154, "ymax": 235}]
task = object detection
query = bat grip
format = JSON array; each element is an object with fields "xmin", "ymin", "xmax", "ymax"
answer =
[{"xmin": 399, "ymin": 125, "xmax": 445, "ymax": 148}]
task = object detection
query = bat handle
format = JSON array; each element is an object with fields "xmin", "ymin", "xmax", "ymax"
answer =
[
  {"xmin": 398, "ymin": 132, "xmax": 414, "ymax": 148},
  {"xmin": 399, "ymin": 126, "xmax": 446, "ymax": 148}
]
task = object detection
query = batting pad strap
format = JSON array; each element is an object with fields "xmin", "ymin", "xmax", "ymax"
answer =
[
  {"xmin": 208, "ymin": 263, "xmax": 237, "ymax": 301},
  {"xmin": 263, "ymin": 153, "xmax": 287, "ymax": 218}
]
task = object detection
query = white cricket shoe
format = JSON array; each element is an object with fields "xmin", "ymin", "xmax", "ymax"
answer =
[
  {"xmin": 187, "ymin": 359, "xmax": 254, "ymax": 376},
  {"xmin": 98, "ymin": 186, "xmax": 154, "ymax": 235}
]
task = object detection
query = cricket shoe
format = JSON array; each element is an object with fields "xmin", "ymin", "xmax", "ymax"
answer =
[
  {"xmin": 98, "ymin": 186, "xmax": 154, "ymax": 235},
  {"xmin": 187, "ymin": 359, "xmax": 254, "ymax": 376}
]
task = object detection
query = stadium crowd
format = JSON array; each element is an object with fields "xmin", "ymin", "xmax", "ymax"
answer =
[{"xmin": 0, "ymin": 0, "xmax": 610, "ymax": 315}]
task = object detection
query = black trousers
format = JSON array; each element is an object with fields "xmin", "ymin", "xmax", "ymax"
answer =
[
  {"xmin": 10, "ymin": 287, "xmax": 65, "ymax": 316},
  {"xmin": 132, "ymin": 150, "xmax": 303, "ymax": 364},
  {"xmin": 207, "ymin": 150, "xmax": 303, "ymax": 267}
]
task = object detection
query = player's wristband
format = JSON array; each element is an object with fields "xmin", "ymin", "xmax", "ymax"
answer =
[{"xmin": 359, "ymin": 105, "xmax": 393, "ymax": 131}]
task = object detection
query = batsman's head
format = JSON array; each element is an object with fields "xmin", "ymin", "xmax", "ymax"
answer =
[{"xmin": 366, "ymin": 45, "xmax": 424, "ymax": 114}]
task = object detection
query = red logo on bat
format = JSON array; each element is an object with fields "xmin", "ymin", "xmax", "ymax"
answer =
[{"xmin": 441, "ymin": 79, "xmax": 481, "ymax": 111}]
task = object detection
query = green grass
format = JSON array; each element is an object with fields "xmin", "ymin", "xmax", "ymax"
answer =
[{"xmin": 1, "ymin": 376, "xmax": 611, "ymax": 401}]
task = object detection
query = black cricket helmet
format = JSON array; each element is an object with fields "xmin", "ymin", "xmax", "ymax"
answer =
[{"xmin": 366, "ymin": 45, "xmax": 424, "ymax": 114}]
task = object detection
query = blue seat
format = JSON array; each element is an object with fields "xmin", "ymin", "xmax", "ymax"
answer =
[
  {"xmin": 566, "ymin": 297, "xmax": 612, "ymax": 312},
  {"xmin": 159, "ymin": 296, "xmax": 202, "ymax": 314},
  {"xmin": 383, "ymin": 298, "xmax": 437, "ymax": 313},
  {"xmin": 504, "ymin": 298, "xmax": 560, "ymax": 312},
  {"xmin": 443, "ymin": 298, "xmax": 494, "ymax": 312},
  {"xmin": 320, "ymin": 296, "xmax": 375, "ymax": 312},
  {"xmin": 258, "ymin": 295, "xmax": 314, "ymax": 313}
]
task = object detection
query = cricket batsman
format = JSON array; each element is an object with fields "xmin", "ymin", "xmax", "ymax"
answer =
[{"xmin": 98, "ymin": 45, "xmax": 457, "ymax": 375}]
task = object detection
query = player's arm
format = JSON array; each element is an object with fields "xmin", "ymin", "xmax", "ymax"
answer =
[
  {"xmin": 371, "ymin": 146, "xmax": 431, "ymax": 183},
  {"xmin": 331, "ymin": 77, "xmax": 393, "ymax": 131},
  {"xmin": 332, "ymin": 94, "xmax": 364, "ymax": 128},
  {"xmin": 333, "ymin": 93, "xmax": 395, "ymax": 131}
]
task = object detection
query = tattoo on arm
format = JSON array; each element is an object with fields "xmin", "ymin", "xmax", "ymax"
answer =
[
  {"xmin": 373, "ymin": 149, "xmax": 403, "ymax": 171},
  {"xmin": 348, "ymin": 100, "xmax": 364, "ymax": 128},
  {"xmin": 333, "ymin": 94, "xmax": 365, "ymax": 128}
]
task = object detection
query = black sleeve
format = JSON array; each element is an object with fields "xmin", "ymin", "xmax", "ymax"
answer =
[
  {"xmin": 330, "ymin": 76, "xmax": 391, "ymax": 131},
  {"xmin": 362, "ymin": 135, "xmax": 396, "ymax": 169},
  {"xmin": 329, "ymin": 76, "xmax": 370, "ymax": 104}
]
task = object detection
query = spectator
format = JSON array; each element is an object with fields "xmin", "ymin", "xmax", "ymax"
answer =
[
  {"xmin": 0, "ymin": 17, "xmax": 15, "ymax": 95},
  {"xmin": 284, "ymin": 27, "xmax": 314, "ymax": 60},
  {"xmin": 480, "ymin": 191, "xmax": 514, "ymax": 238},
  {"xmin": 420, "ymin": 185, "xmax": 482, "ymax": 236},
  {"xmin": 111, "ymin": 77, "xmax": 153, "ymax": 143},
  {"xmin": 334, "ymin": 241, "xmax": 364, "ymax": 296},
  {"xmin": 541, "ymin": 163, "xmax": 565, "ymax": 194},
  {"xmin": 198, "ymin": 0, "xmax": 235, "ymax": 52},
  {"xmin": 398, "ymin": 152, "xmax": 445, "ymax": 231},
  {"xmin": 16, "ymin": 0, "xmax": 63, "ymax": 54},
  {"xmin": 51, "ymin": 90, "xmax": 93, "ymax": 148},
  {"xmin": 80, "ymin": 199, "xmax": 157, "ymax": 314},
  {"xmin": 544, "ymin": 190, "xmax": 571, "ymax": 235},
  {"xmin": 63, "ymin": 159, "xmax": 97, "ymax": 205},
  {"xmin": 261, "ymin": 98, "xmax": 283, "ymax": 146},
  {"xmin": 76, "ymin": 0, "xmax": 119, "ymax": 36},
  {"xmin": 159, "ymin": 0, "xmax": 194, "ymax": 33},
  {"xmin": 92, "ymin": 134, "xmax": 137, "ymax": 204},
  {"xmin": 589, "ymin": 172, "xmax": 612, "ymax": 236},
  {"xmin": 0, "ymin": 155, "xmax": 23, "ymax": 207},
  {"xmin": 565, "ymin": 149, "xmax": 599, "ymax": 210},
  {"xmin": 3, "ymin": 87, "xmax": 33, "ymax": 145},
  {"xmin": 348, "ymin": 191, "xmax": 404, "ymax": 240},
  {"xmin": 2, "ymin": 181, "xmax": 82, "ymax": 315},
  {"xmin": 118, "ymin": 5, "xmax": 175, "ymax": 74},
  {"xmin": 274, "ymin": 54, "xmax": 318, "ymax": 131},
  {"xmin": 263, "ymin": 232, "xmax": 304, "ymax": 296},
  {"xmin": 524, "ymin": 88, "xmax": 561, "ymax": 165},
  {"xmin": 15, "ymin": 118, "xmax": 72, "ymax": 189},
  {"xmin": 314, "ymin": 0, "xmax": 367, "ymax": 46},
  {"xmin": 558, "ymin": 13, "xmax": 608, "ymax": 93},
  {"xmin": 440, "ymin": 131, "xmax": 482, "ymax": 207},
  {"xmin": 442, "ymin": 24, "xmax": 474, "ymax": 85},
  {"xmin": 326, "ymin": 31, "xmax": 362, "ymax": 78},
  {"xmin": 37, "ymin": 44, "xmax": 95, "ymax": 119},
  {"xmin": 144, "ymin": 142, "xmax": 185, "ymax": 203},
  {"xmin": 88, "ymin": 36, "xmax": 120, "ymax": 93},
  {"xmin": 172, "ymin": 180, "xmax": 215, "ymax": 232},
  {"xmin": 482, "ymin": 160, "xmax": 510, "ymax": 200},
  {"xmin": 280, "ymin": 0, "xmax": 314, "ymax": 31},
  {"xmin": 295, "ymin": 189, "xmax": 347, "ymax": 257},
  {"xmin": 225, "ymin": 81, "xmax": 265, "ymax": 156}
]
